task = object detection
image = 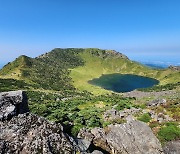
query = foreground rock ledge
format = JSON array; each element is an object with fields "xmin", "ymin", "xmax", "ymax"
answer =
[
  {"xmin": 0, "ymin": 90, "xmax": 172, "ymax": 154},
  {"xmin": 0, "ymin": 91, "xmax": 75, "ymax": 153}
]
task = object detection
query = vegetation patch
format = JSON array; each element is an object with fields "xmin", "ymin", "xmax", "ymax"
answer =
[
  {"xmin": 137, "ymin": 113, "xmax": 152, "ymax": 123},
  {"xmin": 27, "ymin": 90, "xmax": 135, "ymax": 137},
  {"xmin": 0, "ymin": 78, "xmax": 31, "ymax": 92},
  {"xmin": 158, "ymin": 122, "xmax": 180, "ymax": 144}
]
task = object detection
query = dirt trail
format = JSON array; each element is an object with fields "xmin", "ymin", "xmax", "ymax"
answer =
[{"xmin": 123, "ymin": 90, "xmax": 178, "ymax": 99}]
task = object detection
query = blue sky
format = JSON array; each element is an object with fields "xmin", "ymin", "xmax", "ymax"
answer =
[{"xmin": 0, "ymin": 0, "xmax": 180, "ymax": 65}]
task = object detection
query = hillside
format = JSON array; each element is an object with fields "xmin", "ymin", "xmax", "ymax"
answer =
[
  {"xmin": 0, "ymin": 48, "xmax": 179, "ymax": 148},
  {"xmin": 0, "ymin": 48, "xmax": 179, "ymax": 94}
]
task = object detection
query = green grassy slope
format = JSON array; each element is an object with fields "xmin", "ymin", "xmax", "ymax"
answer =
[
  {"xmin": 0, "ymin": 55, "xmax": 32, "ymax": 79},
  {"xmin": 0, "ymin": 48, "xmax": 84, "ymax": 91},
  {"xmin": 70, "ymin": 49, "xmax": 180, "ymax": 94}
]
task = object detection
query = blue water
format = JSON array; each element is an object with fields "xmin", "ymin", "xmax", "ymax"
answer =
[{"xmin": 88, "ymin": 74, "xmax": 159, "ymax": 93}]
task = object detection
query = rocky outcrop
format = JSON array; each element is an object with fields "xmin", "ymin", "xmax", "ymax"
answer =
[
  {"xmin": 149, "ymin": 110, "xmax": 173, "ymax": 123},
  {"xmin": 103, "ymin": 108, "xmax": 141, "ymax": 121},
  {"xmin": 0, "ymin": 90, "xmax": 29, "ymax": 121},
  {"xmin": 147, "ymin": 99, "xmax": 167, "ymax": 107},
  {"xmin": 88, "ymin": 49, "xmax": 129, "ymax": 60},
  {"xmin": 0, "ymin": 113, "xmax": 75, "ymax": 153},
  {"xmin": 123, "ymin": 90, "xmax": 176, "ymax": 99},
  {"xmin": 163, "ymin": 140, "xmax": 180, "ymax": 154},
  {"xmin": 168, "ymin": 65, "xmax": 180, "ymax": 71},
  {"xmin": 0, "ymin": 91, "xmax": 75, "ymax": 154},
  {"xmin": 78, "ymin": 117, "xmax": 164, "ymax": 154}
]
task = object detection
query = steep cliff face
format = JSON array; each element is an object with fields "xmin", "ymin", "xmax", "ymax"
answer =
[{"xmin": 0, "ymin": 91, "xmax": 76, "ymax": 154}]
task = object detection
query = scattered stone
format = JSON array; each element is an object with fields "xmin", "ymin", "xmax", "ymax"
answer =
[
  {"xmin": 91, "ymin": 150, "xmax": 103, "ymax": 154},
  {"xmin": 149, "ymin": 111, "xmax": 173, "ymax": 123},
  {"xmin": 103, "ymin": 107, "xmax": 141, "ymax": 121},
  {"xmin": 123, "ymin": 90, "xmax": 176, "ymax": 99},
  {"xmin": 147, "ymin": 99, "xmax": 167, "ymax": 107}
]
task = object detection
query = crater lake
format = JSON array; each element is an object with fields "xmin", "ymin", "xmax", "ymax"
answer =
[{"xmin": 88, "ymin": 74, "xmax": 159, "ymax": 93}]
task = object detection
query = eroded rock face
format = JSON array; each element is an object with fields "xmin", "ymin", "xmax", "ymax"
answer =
[
  {"xmin": 0, "ymin": 91, "xmax": 75, "ymax": 154},
  {"xmin": 78, "ymin": 119, "xmax": 164, "ymax": 154}
]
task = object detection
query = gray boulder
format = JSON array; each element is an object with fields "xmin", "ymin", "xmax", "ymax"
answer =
[
  {"xmin": 0, "ymin": 113, "xmax": 75, "ymax": 153},
  {"xmin": 79, "ymin": 119, "xmax": 164, "ymax": 154},
  {"xmin": 163, "ymin": 140, "xmax": 180, "ymax": 154},
  {"xmin": 0, "ymin": 91, "xmax": 76, "ymax": 154},
  {"xmin": 91, "ymin": 150, "xmax": 103, "ymax": 154},
  {"xmin": 0, "ymin": 90, "xmax": 29, "ymax": 121},
  {"xmin": 76, "ymin": 138, "xmax": 91, "ymax": 152}
]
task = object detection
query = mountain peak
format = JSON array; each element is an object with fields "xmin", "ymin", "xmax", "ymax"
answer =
[{"xmin": 0, "ymin": 55, "xmax": 32, "ymax": 78}]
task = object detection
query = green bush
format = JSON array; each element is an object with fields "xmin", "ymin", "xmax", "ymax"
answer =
[
  {"xmin": 158, "ymin": 122, "xmax": 180, "ymax": 144},
  {"xmin": 137, "ymin": 113, "xmax": 151, "ymax": 123},
  {"xmin": 87, "ymin": 116, "xmax": 101, "ymax": 128},
  {"xmin": 114, "ymin": 100, "xmax": 132, "ymax": 111},
  {"xmin": 71, "ymin": 124, "xmax": 84, "ymax": 137},
  {"xmin": 149, "ymin": 121, "xmax": 159, "ymax": 128}
]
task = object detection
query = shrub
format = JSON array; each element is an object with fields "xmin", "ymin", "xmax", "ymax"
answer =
[
  {"xmin": 87, "ymin": 116, "xmax": 101, "ymax": 128},
  {"xmin": 149, "ymin": 121, "xmax": 159, "ymax": 128},
  {"xmin": 158, "ymin": 122, "xmax": 180, "ymax": 144},
  {"xmin": 71, "ymin": 124, "xmax": 84, "ymax": 137},
  {"xmin": 110, "ymin": 119, "xmax": 127, "ymax": 125},
  {"xmin": 138, "ymin": 113, "xmax": 152, "ymax": 123},
  {"xmin": 114, "ymin": 100, "xmax": 132, "ymax": 111}
]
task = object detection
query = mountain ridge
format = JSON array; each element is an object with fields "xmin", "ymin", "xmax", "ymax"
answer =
[{"xmin": 0, "ymin": 48, "xmax": 179, "ymax": 94}]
